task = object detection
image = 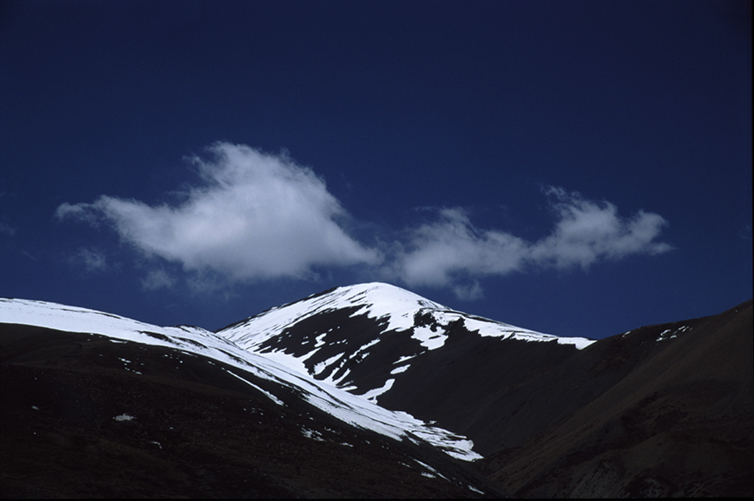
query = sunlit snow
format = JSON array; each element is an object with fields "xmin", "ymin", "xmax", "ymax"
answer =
[
  {"xmin": 360, "ymin": 378, "xmax": 395, "ymax": 403},
  {"xmin": 412, "ymin": 325, "xmax": 447, "ymax": 350},
  {"xmin": 301, "ymin": 427, "xmax": 326, "ymax": 441},
  {"xmin": 223, "ymin": 368, "xmax": 285, "ymax": 406},
  {"xmin": 657, "ymin": 325, "xmax": 692, "ymax": 341},
  {"xmin": 219, "ymin": 282, "xmax": 595, "ymax": 401}
]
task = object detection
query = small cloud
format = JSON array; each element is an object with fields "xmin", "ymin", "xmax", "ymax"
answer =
[
  {"xmin": 528, "ymin": 187, "xmax": 673, "ymax": 270},
  {"xmin": 0, "ymin": 221, "xmax": 16, "ymax": 237},
  {"xmin": 55, "ymin": 203, "xmax": 101, "ymax": 227},
  {"xmin": 452, "ymin": 281, "xmax": 484, "ymax": 301},
  {"xmin": 69, "ymin": 248, "xmax": 108, "ymax": 273},
  {"xmin": 392, "ymin": 207, "xmax": 527, "ymax": 290},
  {"xmin": 141, "ymin": 269, "xmax": 176, "ymax": 290}
]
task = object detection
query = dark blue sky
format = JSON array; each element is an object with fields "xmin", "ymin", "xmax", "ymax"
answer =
[{"xmin": 1, "ymin": 0, "xmax": 751, "ymax": 338}]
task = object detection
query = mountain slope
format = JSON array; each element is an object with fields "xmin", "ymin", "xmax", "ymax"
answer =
[
  {"xmin": 218, "ymin": 283, "xmax": 753, "ymax": 497},
  {"xmin": 0, "ymin": 298, "xmax": 500, "ymax": 498},
  {"xmin": 0, "ymin": 297, "xmax": 481, "ymax": 461},
  {"xmin": 218, "ymin": 282, "xmax": 595, "ymax": 454},
  {"xmin": 480, "ymin": 299, "xmax": 754, "ymax": 497},
  {"xmin": 2, "ymin": 287, "xmax": 751, "ymax": 498}
]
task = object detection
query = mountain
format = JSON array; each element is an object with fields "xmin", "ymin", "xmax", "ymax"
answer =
[
  {"xmin": 481, "ymin": 297, "xmax": 754, "ymax": 497},
  {"xmin": 0, "ymin": 297, "xmax": 499, "ymax": 498},
  {"xmin": 217, "ymin": 282, "xmax": 595, "ymax": 456},
  {"xmin": 1, "ymin": 284, "xmax": 752, "ymax": 498},
  {"xmin": 217, "ymin": 282, "xmax": 754, "ymax": 496}
]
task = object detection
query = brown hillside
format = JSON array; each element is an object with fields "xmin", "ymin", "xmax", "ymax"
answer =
[{"xmin": 482, "ymin": 300, "xmax": 753, "ymax": 497}]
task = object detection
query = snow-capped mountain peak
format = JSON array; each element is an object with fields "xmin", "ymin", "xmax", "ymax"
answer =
[
  {"xmin": 217, "ymin": 282, "xmax": 595, "ymax": 402},
  {"xmin": 219, "ymin": 281, "xmax": 594, "ymax": 347},
  {"xmin": 219, "ymin": 282, "xmax": 446, "ymax": 343},
  {"xmin": 0, "ymin": 284, "xmax": 591, "ymax": 463}
]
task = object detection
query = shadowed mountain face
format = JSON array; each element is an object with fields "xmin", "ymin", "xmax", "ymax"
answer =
[
  {"xmin": 480, "ymin": 299, "xmax": 754, "ymax": 497},
  {"xmin": 0, "ymin": 324, "xmax": 500, "ymax": 498},
  {"xmin": 1, "ymin": 284, "xmax": 752, "ymax": 498}
]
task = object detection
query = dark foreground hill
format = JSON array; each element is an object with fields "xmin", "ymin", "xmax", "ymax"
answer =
[
  {"xmin": 0, "ymin": 324, "xmax": 500, "ymax": 498},
  {"xmin": 1, "ymin": 287, "xmax": 752, "ymax": 498},
  {"xmin": 479, "ymin": 299, "xmax": 753, "ymax": 497}
]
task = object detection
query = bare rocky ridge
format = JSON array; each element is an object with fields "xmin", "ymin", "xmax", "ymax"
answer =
[{"xmin": 1, "ymin": 286, "xmax": 751, "ymax": 498}]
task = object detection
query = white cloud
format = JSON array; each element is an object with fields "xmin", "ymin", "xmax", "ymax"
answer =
[
  {"xmin": 528, "ymin": 187, "xmax": 673, "ymax": 270},
  {"xmin": 392, "ymin": 208, "xmax": 527, "ymax": 288},
  {"xmin": 54, "ymin": 141, "xmax": 671, "ymax": 299},
  {"xmin": 392, "ymin": 188, "xmax": 672, "ymax": 298},
  {"xmin": 55, "ymin": 203, "xmax": 101, "ymax": 227},
  {"xmin": 56, "ymin": 142, "xmax": 381, "ymax": 282},
  {"xmin": 452, "ymin": 280, "xmax": 484, "ymax": 301},
  {"xmin": 141, "ymin": 269, "xmax": 176, "ymax": 290}
]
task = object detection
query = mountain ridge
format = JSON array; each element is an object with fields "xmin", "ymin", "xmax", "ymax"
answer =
[
  {"xmin": 218, "ymin": 282, "xmax": 593, "ymax": 401},
  {"xmin": 0, "ymin": 323, "xmax": 499, "ymax": 498},
  {"xmin": 0, "ymin": 295, "xmax": 482, "ymax": 462},
  {"xmin": 481, "ymin": 298, "xmax": 753, "ymax": 496},
  {"xmin": 1, "ymin": 284, "xmax": 751, "ymax": 497}
]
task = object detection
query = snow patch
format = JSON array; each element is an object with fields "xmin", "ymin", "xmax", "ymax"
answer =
[
  {"xmin": 390, "ymin": 364, "xmax": 410, "ymax": 375},
  {"xmin": 394, "ymin": 354, "xmax": 417, "ymax": 365},
  {"xmin": 412, "ymin": 325, "xmax": 447, "ymax": 350},
  {"xmin": 219, "ymin": 282, "xmax": 593, "ymax": 402},
  {"xmin": 314, "ymin": 332, "xmax": 328, "ymax": 348},
  {"xmin": 301, "ymin": 427, "xmax": 326, "ymax": 441},
  {"xmin": 361, "ymin": 378, "xmax": 395, "ymax": 403},
  {"xmin": 312, "ymin": 352, "xmax": 344, "ymax": 377},
  {"xmin": 414, "ymin": 459, "xmax": 449, "ymax": 481},
  {"xmin": 223, "ymin": 368, "xmax": 285, "ymax": 406},
  {"xmin": 657, "ymin": 325, "xmax": 692, "ymax": 341}
]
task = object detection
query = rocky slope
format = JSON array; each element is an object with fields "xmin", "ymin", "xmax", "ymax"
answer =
[
  {"xmin": 0, "ymin": 322, "xmax": 499, "ymax": 498},
  {"xmin": 480, "ymin": 299, "xmax": 753, "ymax": 497},
  {"xmin": 1, "ymin": 285, "xmax": 751, "ymax": 497}
]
